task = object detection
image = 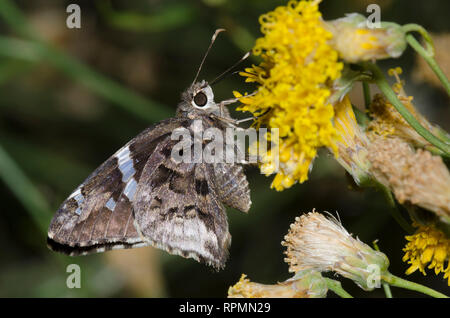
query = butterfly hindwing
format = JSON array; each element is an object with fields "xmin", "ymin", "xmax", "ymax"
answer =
[
  {"xmin": 132, "ymin": 138, "xmax": 231, "ymax": 269},
  {"xmin": 47, "ymin": 118, "xmax": 188, "ymax": 255}
]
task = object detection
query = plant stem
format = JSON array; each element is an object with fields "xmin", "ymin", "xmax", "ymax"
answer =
[
  {"xmin": 0, "ymin": 35, "xmax": 171, "ymax": 122},
  {"xmin": 0, "ymin": 1, "xmax": 172, "ymax": 122},
  {"xmin": 402, "ymin": 24, "xmax": 435, "ymax": 55},
  {"xmin": 365, "ymin": 62, "xmax": 450, "ymax": 156},
  {"xmin": 96, "ymin": 1, "xmax": 195, "ymax": 32},
  {"xmin": 406, "ymin": 34, "xmax": 450, "ymax": 96},
  {"xmin": 381, "ymin": 186, "xmax": 414, "ymax": 233},
  {"xmin": 382, "ymin": 283, "xmax": 393, "ymax": 298},
  {"xmin": 0, "ymin": 0, "xmax": 36, "ymax": 40},
  {"xmin": 372, "ymin": 241, "xmax": 393, "ymax": 298},
  {"xmin": 0, "ymin": 144, "xmax": 51, "ymax": 233},
  {"xmin": 352, "ymin": 104, "xmax": 370, "ymax": 128},
  {"xmin": 324, "ymin": 278, "xmax": 353, "ymax": 298},
  {"xmin": 362, "ymin": 82, "xmax": 371, "ymax": 109},
  {"xmin": 382, "ymin": 273, "xmax": 448, "ymax": 298}
]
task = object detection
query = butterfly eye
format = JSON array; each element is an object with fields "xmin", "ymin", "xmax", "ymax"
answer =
[{"xmin": 193, "ymin": 92, "xmax": 208, "ymax": 107}]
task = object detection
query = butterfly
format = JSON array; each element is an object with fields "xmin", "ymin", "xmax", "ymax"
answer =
[{"xmin": 47, "ymin": 30, "xmax": 252, "ymax": 270}]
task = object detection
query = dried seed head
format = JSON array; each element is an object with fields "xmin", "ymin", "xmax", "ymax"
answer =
[
  {"xmin": 282, "ymin": 211, "xmax": 389, "ymax": 291},
  {"xmin": 368, "ymin": 135, "xmax": 450, "ymax": 224}
]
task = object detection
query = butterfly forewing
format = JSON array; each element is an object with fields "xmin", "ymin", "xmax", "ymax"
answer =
[{"xmin": 47, "ymin": 118, "xmax": 188, "ymax": 255}]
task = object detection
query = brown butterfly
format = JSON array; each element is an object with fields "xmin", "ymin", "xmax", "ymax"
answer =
[{"xmin": 47, "ymin": 30, "xmax": 252, "ymax": 270}]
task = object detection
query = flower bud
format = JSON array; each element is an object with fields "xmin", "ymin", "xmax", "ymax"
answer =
[{"xmin": 325, "ymin": 13, "xmax": 407, "ymax": 63}]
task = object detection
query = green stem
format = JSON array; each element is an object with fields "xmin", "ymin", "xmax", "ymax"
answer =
[
  {"xmin": 0, "ymin": 0, "xmax": 37, "ymax": 40},
  {"xmin": 0, "ymin": 35, "xmax": 170, "ymax": 122},
  {"xmin": 382, "ymin": 273, "xmax": 448, "ymax": 298},
  {"xmin": 436, "ymin": 126, "xmax": 450, "ymax": 144},
  {"xmin": 362, "ymin": 82, "xmax": 371, "ymax": 109},
  {"xmin": 372, "ymin": 241, "xmax": 393, "ymax": 298},
  {"xmin": 324, "ymin": 278, "xmax": 353, "ymax": 298},
  {"xmin": 0, "ymin": 144, "xmax": 51, "ymax": 233},
  {"xmin": 382, "ymin": 282, "xmax": 393, "ymax": 299},
  {"xmin": 402, "ymin": 24, "xmax": 435, "ymax": 55},
  {"xmin": 0, "ymin": 0, "xmax": 171, "ymax": 122},
  {"xmin": 406, "ymin": 34, "xmax": 450, "ymax": 96},
  {"xmin": 381, "ymin": 185, "xmax": 414, "ymax": 234},
  {"xmin": 352, "ymin": 104, "xmax": 370, "ymax": 129},
  {"xmin": 365, "ymin": 62, "xmax": 450, "ymax": 156},
  {"xmin": 96, "ymin": 1, "xmax": 195, "ymax": 33}
]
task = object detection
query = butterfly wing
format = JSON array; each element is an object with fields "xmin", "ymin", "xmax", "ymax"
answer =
[
  {"xmin": 47, "ymin": 118, "xmax": 188, "ymax": 255},
  {"xmin": 48, "ymin": 114, "xmax": 251, "ymax": 268},
  {"xmin": 132, "ymin": 139, "xmax": 231, "ymax": 269}
]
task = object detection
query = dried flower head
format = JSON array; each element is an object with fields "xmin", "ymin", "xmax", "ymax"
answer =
[
  {"xmin": 282, "ymin": 211, "xmax": 389, "ymax": 290},
  {"xmin": 228, "ymin": 271, "xmax": 327, "ymax": 298},
  {"xmin": 368, "ymin": 135, "xmax": 450, "ymax": 224},
  {"xmin": 403, "ymin": 224, "xmax": 450, "ymax": 285},
  {"xmin": 332, "ymin": 95, "xmax": 372, "ymax": 185},
  {"xmin": 235, "ymin": 0, "xmax": 343, "ymax": 190},
  {"xmin": 368, "ymin": 68, "xmax": 447, "ymax": 150},
  {"xmin": 325, "ymin": 13, "xmax": 407, "ymax": 63}
]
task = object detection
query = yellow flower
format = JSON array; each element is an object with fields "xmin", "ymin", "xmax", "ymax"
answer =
[
  {"xmin": 331, "ymin": 95, "xmax": 372, "ymax": 185},
  {"xmin": 236, "ymin": 0, "xmax": 343, "ymax": 190},
  {"xmin": 228, "ymin": 271, "xmax": 327, "ymax": 298},
  {"xmin": 403, "ymin": 224, "xmax": 450, "ymax": 285}
]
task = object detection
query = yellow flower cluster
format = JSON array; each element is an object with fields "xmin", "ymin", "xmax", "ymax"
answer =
[
  {"xmin": 235, "ymin": 0, "xmax": 343, "ymax": 190},
  {"xmin": 403, "ymin": 224, "xmax": 450, "ymax": 285}
]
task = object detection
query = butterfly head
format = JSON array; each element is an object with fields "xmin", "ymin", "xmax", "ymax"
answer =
[{"xmin": 177, "ymin": 80, "xmax": 224, "ymax": 118}]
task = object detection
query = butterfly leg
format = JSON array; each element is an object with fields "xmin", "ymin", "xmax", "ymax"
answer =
[
  {"xmin": 218, "ymin": 91, "xmax": 256, "ymax": 109},
  {"xmin": 211, "ymin": 114, "xmax": 257, "ymax": 128},
  {"xmin": 218, "ymin": 97, "xmax": 240, "ymax": 107},
  {"xmin": 235, "ymin": 108, "xmax": 272, "ymax": 125},
  {"xmin": 235, "ymin": 117, "xmax": 256, "ymax": 125},
  {"xmin": 211, "ymin": 114, "xmax": 238, "ymax": 126}
]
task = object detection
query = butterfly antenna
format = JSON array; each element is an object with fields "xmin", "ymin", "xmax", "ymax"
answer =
[
  {"xmin": 210, "ymin": 51, "xmax": 251, "ymax": 86},
  {"xmin": 192, "ymin": 29, "xmax": 226, "ymax": 85}
]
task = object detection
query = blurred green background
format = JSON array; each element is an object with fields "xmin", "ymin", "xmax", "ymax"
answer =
[{"xmin": 0, "ymin": 0, "xmax": 449, "ymax": 297}]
